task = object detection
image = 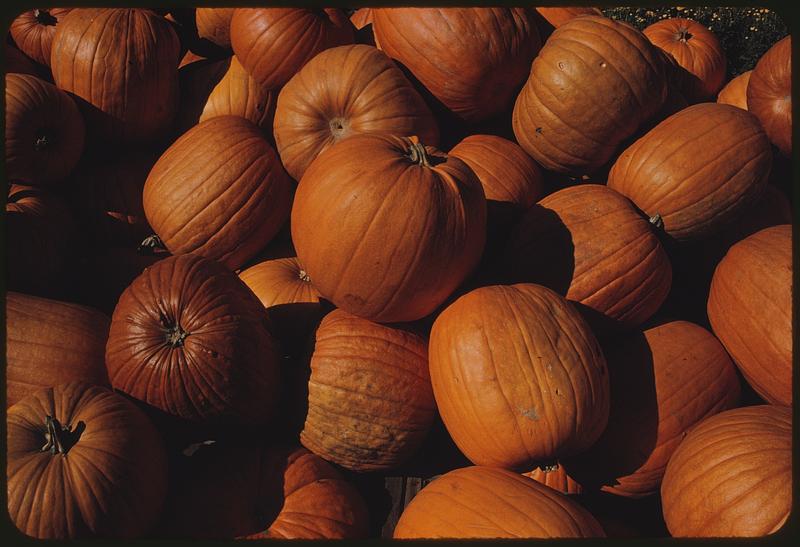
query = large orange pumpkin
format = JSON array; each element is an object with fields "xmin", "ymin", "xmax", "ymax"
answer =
[
  {"xmin": 143, "ymin": 115, "xmax": 292, "ymax": 270},
  {"xmin": 661, "ymin": 405, "xmax": 791, "ymax": 537},
  {"xmin": 748, "ymin": 35, "xmax": 791, "ymax": 156},
  {"xmin": 10, "ymin": 8, "xmax": 73, "ymax": 66},
  {"xmin": 274, "ymin": 44, "xmax": 439, "ymax": 181},
  {"xmin": 50, "ymin": 8, "xmax": 180, "ymax": 142},
  {"xmin": 199, "ymin": 55, "xmax": 276, "ymax": 131},
  {"xmin": 707, "ymin": 224, "xmax": 792, "ymax": 406},
  {"xmin": 513, "ymin": 15, "xmax": 667, "ymax": 175},
  {"xmin": 5, "ymin": 73, "xmax": 85, "ymax": 186},
  {"xmin": 607, "ymin": 103, "xmax": 772, "ymax": 241},
  {"xmin": 7, "ymin": 382, "xmax": 168, "ymax": 538},
  {"xmin": 291, "ymin": 133, "xmax": 486, "ymax": 323},
  {"xmin": 394, "ymin": 466, "xmax": 604, "ymax": 538},
  {"xmin": 300, "ymin": 309, "xmax": 435, "ymax": 471},
  {"xmin": 372, "ymin": 7, "xmax": 541, "ymax": 123},
  {"xmin": 195, "ymin": 8, "xmax": 235, "ymax": 49},
  {"xmin": 6, "ymin": 292, "xmax": 110, "ymax": 407},
  {"xmin": 429, "ymin": 283, "xmax": 609, "ymax": 470},
  {"xmin": 717, "ymin": 70, "xmax": 752, "ymax": 110},
  {"xmin": 503, "ymin": 184, "xmax": 672, "ymax": 331}
]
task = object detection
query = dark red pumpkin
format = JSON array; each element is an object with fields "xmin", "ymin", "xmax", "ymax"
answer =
[
  {"xmin": 230, "ymin": 8, "xmax": 354, "ymax": 90},
  {"xmin": 7, "ymin": 382, "xmax": 168, "ymax": 538},
  {"xmin": 607, "ymin": 103, "xmax": 772, "ymax": 241},
  {"xmin": 717, "ymin": 70, "xmax": 752, "ymax": 110},
  {"xmin": 274, "ymin": 44, "xmax": 439, "ymax": 181},
  {"xmin": 748, "ymin": 35, "xmax": 791, "ymax": 156},
  {"xmin": 105, "ymin": 254, "xmax": 281, "ymax": 425},
  {"xmin": 661, "ymin": 405, "xmax": 791, "ymax": 536},
  {"xmin": 143, "ymin": 115, "xmax": 292, "ymax": 271},
  {"xmin": 372, "ymin": 8, "xmax": 541, "ymax": 123},
  {"xmin": 10, "ymin": 8, "xmax": 73, "ymax": 66}
]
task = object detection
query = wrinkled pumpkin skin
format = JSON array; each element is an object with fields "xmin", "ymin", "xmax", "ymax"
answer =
[
  {"xmin": 394, "ymin": 466, "xmax": 605, "ymax": 538},
  {"xmin": 7, "ymin": 382, "xmax": 168, "ymax": 539},
  {"xmin": 10, "ymin": 8, "xmax": 73, "ymax": 66},
  {"xmin": 429, "ymin": 284, "xmax": 609, "ymax": 470},
  {"xmin": 661, "ymin": 405, "xmax": 791, "ymax": 537},
  {"xmin": 747, "ymin": 35, "xmax": 791, "ymax": 157},
  {"xmin": 707, "ymin": 224, "xmax": 792, "ymax": 406},
  {"xmin": 717, "ymin": 70, "xmax": 752, "ymax": 110}
]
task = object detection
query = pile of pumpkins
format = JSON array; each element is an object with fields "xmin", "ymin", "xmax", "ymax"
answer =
[{"xmin": 5, "ymin": 6, "xmax": 792, "ymax": 539}]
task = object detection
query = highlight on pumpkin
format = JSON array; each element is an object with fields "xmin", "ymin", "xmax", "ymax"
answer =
[{"xmin": 4, "ymin": 5, "xmax": 791, "ymax": 540}]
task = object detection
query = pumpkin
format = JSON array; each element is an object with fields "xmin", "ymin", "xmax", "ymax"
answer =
[
  {"xmin": 105, "ymin": 254, "xmax": 281, "ymax": 425},
  {"xmin": 394, "ymin": 466, "xmax": 604, "ymax": 538},
  {"xmin": 513, "ymin": 15, "xmax": 667, "ymax": 175},
  {"xmin": 535, "ymin": 7, "xmax": 604, "ymax": 28},
  {"xmin": 350, "ymin": 7, "xmax": 373, "ymax": 29},
  {"xmin": 195, "ymin": 8, "xmax": 235, "ymax": 49},
  {"xmin": 238, "ymin": 256, "xmax": 324, "ymax": 353},
  {"xmin": 300, "ymin": 309, "xmax": 435, "ymax": 471},
  {"xmin": 291, "ymin": 133, "xmax": 486, "ymax": 323},
  {"xmin": 748, "ymin": 35, "xmax": 791, "ymax": 156},
  {"xmin": 644, "ymin": 17, "xmax": 726, "ymax": 102},
  {"xmin": 173, "ymin": 56, "xmax": 230, "ymax": 134},
  {"xmin": 7, "ymin": 382, "xmax": 168, "ymax": 538},
  {"xmin": 50, "ymin": 8, "xmax": 180, "ymax": 142},
  {"xmin": 661, "ymin": 405, "xmax": 791, "ymax": 537},
  {"xmin": 143, "ymin": 115, "xmax": 292, "ymax": 271},
  {"xmin": 607, "ymin": 103, "xmax": 772, "ymax": 241},
  {"xmin": 157, "ymin": 442, "xmax": 369, "ymax": 539},
  {"xmin": 503, "ymin": 184, "xmax": 672, "ymax": 332},
  {"xmin": 231, "ymin": 8, "xmax": 354, "ymax": 90},
  {"xmin": 274, "ymin": 44, "xmax": 439, "ymax": 181},
  {"xmin": 6, "ymin": 293, "xmax": 110, "ymax": 407},
  {"xmin": 179, "ymin": 49, "xmax": 205, "ymax": 67},
  {"xmin": 199, "ymin": 55, "xmax": 276, "ymax": 131},
  {"xmin": 5, "ymin": 43, "xmax": 42, "ymax": 77},
  {"xmin": 10, "ymin": 9, "xmax": 72, "ymax": 66},
  {"xmin": 707, "ymin": 224, "xmax": 792, "ymax": 406},
  {"xmin": 562, "ymin": 320, "xmax": 741, "ymax": 498},
  {"xmin": 524, "ymin": 463, "xmax": 583, "ymax": 495},
  {"xmin": 429, "ymin": 283, "xmax": 609, "ymax": 470},
  {"xmin": 717, "ymin": 70, "xmax": 752, "ymax": 110},
  {"xmin": 6, "ymin": 184, "xmax": 76, "ymax": 295},
  {"xmin": 372, "ymin": 8, "xmax": 541, "ymax": 123},
  {"xmin": 5, "ymin": 73, "xmax": 85, "ymax": 185}
]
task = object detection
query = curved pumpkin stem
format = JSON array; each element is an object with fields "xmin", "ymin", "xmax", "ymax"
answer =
[
  {"xmin": 407, "ymin": 141, "xmax": 431, "ymax": 167},
  {"xmin": 138, "ymin": 234, "xmax": 166, "ymax": 254},
  {"xmin": 41, "ymin": 416, "xmax": 85, "ymax": 455}
]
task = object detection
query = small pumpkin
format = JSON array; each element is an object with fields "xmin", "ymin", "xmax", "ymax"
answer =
[
  {"xmin": 274, "ymin": 44, "xmax": 439, "ymax": 181},
  {"xmin": 707, "ymin": 224, "xmax": 792, "ymax": 406},
  {"xmin": 429, "ymin": 283, "xmax": 609, "ymax": 470},
  {"xmin": 607, "ymin": 103, "xmax": 772, "ymax": 241},
  {"xmin": 661, "ymin": 405, "xmax": 791, "ymax": 537},
  {"xmin": 748, "ymin": 35, "xmax": 791, "ymax": 156},
  {"xmin": 195, "ymin": 8, "xmax": 235, "ymax": 49},
  {"xmin": 717, "ymin": 70, "xmax": 752, "ymax": 110},
  {"xmin": 394, "ymin": 466, "xmax": 604, "ymax": 538},
  {"xmin": 7, "ymin": 382, "xmax": 168, "ymax": 538},
  {"xmin": 5, "ymin": 73, "xmax": 85, "ymax": 186},
  {"xmin": 231, "ymin": 8, "xmax": 354, "ymax": 90},
  {"xmin": 105, "ymin": 254, "xmax": 282, "ymax": 425},
  {"xmin": 143, "ymin": 115, "xmax": 292, "ymax": 270},
  {"xmin": 10, "ymin": 9, "xmax": 72, "ymax": 66}
]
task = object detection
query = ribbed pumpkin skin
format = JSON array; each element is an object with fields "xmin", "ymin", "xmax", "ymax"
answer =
[
  {"xmin": 274, "ymin": 44, "xmax": 439, "ymax": 181},
  {"xmin": 143, "ymin": 116, "xmax": 292, "ymax": 271},
  {"xmin": 158, "ymin": 443, "xmax": 368, "ymax": 539},
  {"xmin": 300, "ymin": 309, "xmax": 435, "ymax": 471},
  {"xmin": 394, "ymin": 467, "xmax": 605, "ymax": 538},
  {"xmin": 195, "ymin": 8, "xmax": 235, "ymax": 48},
  {"xmin": 50, "ymin": 8, "xmax": 180, "ymax": 143},
  {"xmin": 748, "ymin": 35, "xmax": 791, "ymax": 157},
  {"xmin": 6, "ymin": 293, "xmax": 110, "ymax": 407},
  {"xmin": 292, "ymin": 133, "xmax": 486, "ymax": 323},
  {"xmin": 429, "ymin": 284, "xmax": 609, "ymax": 470},
  {"xmin": 7, "ymin": 383, "xmax": 168, "ymax": 538},
  {"xmin": 231, "ymin": 8, "xmax": 354, "ymax": 90},
  {"xmin": 350, "ymin": 7, "xmax": 373, "ymax": 29},
  {"xmin": 5, "ymin": 73, "xmax": 85, "ymax": 186},
  {"xmin": 644, "ymin": 18, "xmax": 726, "ymax": 102},
  {"xmin": 10, "ymin": 8, "xmax": 73, "ymax": 66},
  {"xmin": 513, "ymin": 16, "xmax": 667, "ymax": 175},
  {"xmin": 535, "ymin": 7, "xmax": 603, "ymax": 28},
  {"xmin": 608, "ymin": 103, "xmax": 772, "ymax": 241},
  {"xmin": 503, "ymin": 185, "xmax": 672, "ymax": 331},
  {"xmin": 717, "ymin": 70, "xmax": 752, "ymax": 110},
  {"xmin": 524, "ymin": 464, "xmax": 583, "ymax": 495},
  {"xmin": 372, "ymin": 8, "xmax": 541, "ymax": 123},
  {"xmin": 105, "ymin": 254, "xmax": 281, "ymax": 425},
  {"xmin": 707, "ymin": 225, "xmax": 792, "ymax": 406},
  {"xmin": 562, "ymin": 321, "xmax": 741, "ymax": 498},
  {"xmin": 199, "ymin": 55, "xmax": 276, "ymax": 131},
  {"xmin": 661, "ymin": 405, "xmax": 791, "ymax": 537}
]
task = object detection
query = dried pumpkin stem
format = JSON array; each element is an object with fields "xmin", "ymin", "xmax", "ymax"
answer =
[
  {"xmin": 41, "ymin": 416, "xmax": 85, "ymax": 455},
  {"xmin": 34, "ymin": 9, "xmax": 57, "ymax": 26},
  {"xmin": 34, "ymin": 134, "xmax": 49, "ymax": 151},
  {"xmin": 298, "ymin": 269, "xmax": 311, "ymax": 283},
  {"xmin": 676, "ymin": 29, "xmax": 692, "ymax": 43},
  {"xmin": 649, "ymin": 213, "xmax": 664, "ymax": 230},
  {"xmin": 407, "ymin": 142, "xmax": 431, "ymax": 167},
  {"xmin": 165, "ymin": 324, "xmax": 189, "ymax": 347},
  {"xmin": 138, "ymin": 234, "xmax": 166, "ymax": 254}
]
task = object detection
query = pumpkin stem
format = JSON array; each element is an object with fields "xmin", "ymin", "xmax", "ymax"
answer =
[
  {"xmin": 675, "ymin": 28, "xmax": 693, "ymax": 43},
  {"xmin": 407, "ymin": 141, "xmax": 431, "ymax": 167},
  {"xmin": 34, "ymin": 132, "xmax": 50, "ymax": 151},
  {"xmin": 165, "ymin": 324, "xmax": 189, "ymax": 348},
  {"xmin": 649, "ymin": 213, "xmax": 664, "ymax": 230},
  {"xmin": 539, "ymin": 462, "xmax": 559, "ymax": 473},
  {"xmin": 138, "ymin": 234, "xmax": 166, "ymax": 254},
  {"xmin": 298, "ymin": 269, "xmax": 311, "ymax": 283},
  {"xmin": 34, "ymin": 9, "xmax": 57, "ymax": 26},
  {"xmin": 41, "ymin": 416, "xmax": 85, "ymax": 455}
]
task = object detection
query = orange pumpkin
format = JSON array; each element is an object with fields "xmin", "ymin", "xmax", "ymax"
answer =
[
  {"xmin": 199, "ymin": 55, "xmax": 276, "ymax": 131},
  {"xmin": 524, "ymin": 464, "xmax": 583, "ymax": 495},
  {"xmin": 717, "ymin": 70, "xmax": 752, "ymax": 110},
  {"xmin": 195, "ymin": 8, "xmax": 235, "ymax": 49},
  {"xmin": 10, "ymin": 8, "xmax": 73, "ymax": 66},
  {"xmin": 748, "ymin": 35, "xmax": 791, "ymax": 156}
]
